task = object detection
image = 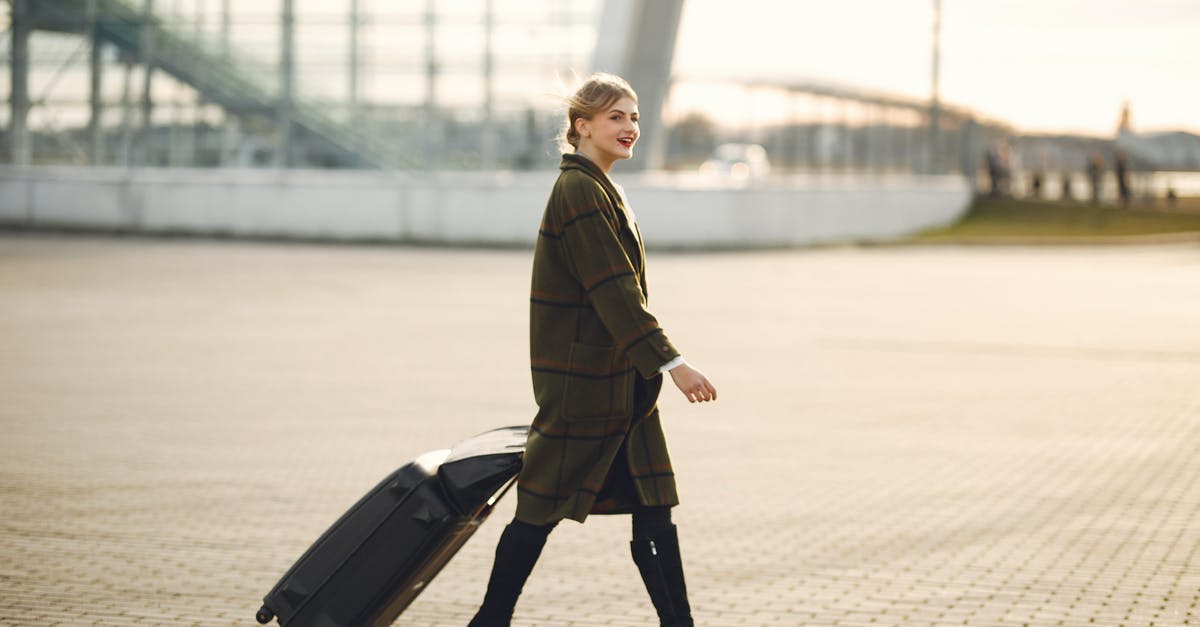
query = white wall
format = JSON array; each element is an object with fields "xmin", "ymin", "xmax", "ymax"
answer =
[{"xmin": 0, "ymin": 167, "xmax": 972, "ymax": 249}]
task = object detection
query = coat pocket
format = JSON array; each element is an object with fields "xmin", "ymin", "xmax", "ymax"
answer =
[{"xmin": 563, "ymin": 342, "xmax": 633, "ymax": 421}]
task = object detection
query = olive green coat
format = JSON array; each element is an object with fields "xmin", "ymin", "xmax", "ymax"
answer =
[{"xmin": 515, "ymin": 153, "xmax": 682, "ymax": 525}]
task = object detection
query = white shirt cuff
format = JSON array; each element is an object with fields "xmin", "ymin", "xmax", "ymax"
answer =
[{"xmin": 658, "ymin": 355, "xmax": 686, "ymax": 374}]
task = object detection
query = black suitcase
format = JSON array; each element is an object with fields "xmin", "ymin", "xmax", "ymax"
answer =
[{"xmin": 256, "ymin": 426, "xmax": 528, "ymax": 627}]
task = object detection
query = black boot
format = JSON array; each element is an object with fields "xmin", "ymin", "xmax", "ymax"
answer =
[
  {"xmin": 652, "ymin": 525, "xmax": 692, "ymax": 625},
  {"xmin": 630, "ymin": 524, "xmax": 693, "ymax": 627},
  {"xmin": 468, "ymin": 521, "xmax": 551, "ymax": 626}
]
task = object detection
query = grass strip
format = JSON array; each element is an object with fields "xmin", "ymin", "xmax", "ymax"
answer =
[{"xmin": 915, "ymin": 196, "xmax": 1200, "ymax": 241}]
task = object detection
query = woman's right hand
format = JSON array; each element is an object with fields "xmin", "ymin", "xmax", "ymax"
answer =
[{"xmin": 668, "ymin": 363, "xmax": 717, "ymax": 403}]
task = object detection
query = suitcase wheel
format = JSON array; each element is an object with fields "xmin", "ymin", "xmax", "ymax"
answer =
[{"xmin": 255, "ymin": 605, "xmax": 275, "ymax": 624}]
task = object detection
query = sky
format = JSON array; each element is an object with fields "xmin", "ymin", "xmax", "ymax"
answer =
[{"xmin": 673, "ymin": 0, "xmax": 1199, "ymax": 136}]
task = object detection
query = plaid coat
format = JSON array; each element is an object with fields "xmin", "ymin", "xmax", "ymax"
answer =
[{"xmin": 514, "ymin": 153, "xmax": 682, "ymax": 525}]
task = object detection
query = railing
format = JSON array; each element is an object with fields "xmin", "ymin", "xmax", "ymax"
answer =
[{"xmin": 35, "ymin": 0, "xmax": 411, "ymax": 167}]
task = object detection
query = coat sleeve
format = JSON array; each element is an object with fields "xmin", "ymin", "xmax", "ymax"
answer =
[{"xmin": 551, "ymin": 174, "xmax": 680, "ymax": 378}]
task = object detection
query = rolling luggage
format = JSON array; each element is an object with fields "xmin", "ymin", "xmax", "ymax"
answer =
[{"xmin": 256, "ymin": 426, "xmax": 528, "ymax": 627}]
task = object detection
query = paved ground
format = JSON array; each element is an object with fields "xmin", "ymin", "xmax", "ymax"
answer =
[{"xmin": 1, "ymin": 233, "xmax": 1198, "ymax": 626}]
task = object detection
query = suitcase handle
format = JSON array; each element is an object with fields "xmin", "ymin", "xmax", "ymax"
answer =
[{"xmin": 487, "ymin": 474, "xmax": 518, "ymax": 508}]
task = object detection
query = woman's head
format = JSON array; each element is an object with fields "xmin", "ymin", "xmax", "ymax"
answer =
[{"xmin": 560, "ymin": 73, "xmax": 639, "ymax": 153}]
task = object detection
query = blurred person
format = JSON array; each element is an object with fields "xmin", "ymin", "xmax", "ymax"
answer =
[
  {"xmin": 469, "ymin": 73, "xmax": 717, "ymax": 627},
  {"xmin": 984, "ymin": 144, "xmax": 1002, "ymax": 196},
  {"xmin": 1087, "ymin": 151, "xmax": 1105, "ymax": 204},
  {"xmin": 1114, "ymin": 149, "xmax": 1131, "ymax": 207},
  {"xmin": 1028, "ymin": 145, "xmax": 1053, "ymax": 200},
  {"xmin": 1029, "ymin": 170, "xmax": 1043, "ymax": 199},
  {"xmin": 1061, "ymin": 172, "xmax": 1074, "ymax": 201},
  {"xmin": 984, "ymin": 140, "xmax": 1014, "ymax": 197},
  {"xmin": 997, "ymin": 141, "xmax": 1013, "ymax": 196}
]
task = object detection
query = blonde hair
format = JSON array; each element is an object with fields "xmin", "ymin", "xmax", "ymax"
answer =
[{"xmin": 558, "ymin": 73, "xmax": 638, "ymax": 153}]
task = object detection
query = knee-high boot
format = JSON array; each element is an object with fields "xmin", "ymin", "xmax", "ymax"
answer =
[
  {"xmin": 468, "ymin": 521, "xmax": 551, "ymax": 627},
  {"xmin": 630, "ymin": 524, "xmax": 693, "ymax": 627}
]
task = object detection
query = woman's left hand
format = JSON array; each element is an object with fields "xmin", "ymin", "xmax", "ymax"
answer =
[{"xmin": 668, "ymin": 363, "xmax": 718, "ymax": 403}]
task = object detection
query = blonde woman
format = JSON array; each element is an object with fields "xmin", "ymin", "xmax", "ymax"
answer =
[{"xmin": 469, "ymin": 73, "xmax": 717, "ymax": 627}]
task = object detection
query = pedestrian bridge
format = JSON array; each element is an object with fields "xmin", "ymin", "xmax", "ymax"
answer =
[{"xmin": 5, "ymin": 0, "xmax": 975, "ymax": 247}]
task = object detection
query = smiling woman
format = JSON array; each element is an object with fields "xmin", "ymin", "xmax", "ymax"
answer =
[{"xmin": 467, "ymin": 73, "xmax": 718, "ymax": 627}]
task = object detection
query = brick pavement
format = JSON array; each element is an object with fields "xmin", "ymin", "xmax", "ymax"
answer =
[{"xmin": 1, "ymin": 234, "xmax": 1198, "ymax": 626}]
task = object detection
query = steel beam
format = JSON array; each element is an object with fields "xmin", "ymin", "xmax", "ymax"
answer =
[
  {"xmin": 277, "ymin": 0, "xmax": 295, "ymax": 167},
  {"xmin": 138, "ymin": 0, "xmax": 156, "ymax": 166},
  {"xmin": 481, "ymin": 0, "xmax": 495, "ymax": 168},
  {"xmin": 422, "ymin": 0, "xmax": 440, "ymax": 169},
  {"xmin": 593, "ymin": 0, "xmax": 685, "ymax": 171},
  {"xmin": 348, "ymin": 0, "xmax": 359, "ymax": 122},
  {"xmin": 89, "ymin": 0, "xmax": 104, "ymax": 164},
  {"xmin": 10, "ymin": 0, "xmax": 33, "ymax": 165}
]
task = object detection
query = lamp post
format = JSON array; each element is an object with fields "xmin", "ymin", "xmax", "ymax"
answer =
[{"xmin": 929, "ymin": 0, "xmax": 941, "ymax": 174}]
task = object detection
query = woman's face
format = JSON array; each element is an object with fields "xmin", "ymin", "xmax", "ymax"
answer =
[{"xmin": 577, "ymin": 96, "xmax": 639, "ymax": 169}]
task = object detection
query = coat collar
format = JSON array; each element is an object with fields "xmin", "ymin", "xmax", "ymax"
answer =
[
  {"xmin": 558, "ymin": 153, "xmax": 644, "ymax": 271},
  {"xmin": 560, "ymin": 153, "xmax": 622, "ymax": 207}
]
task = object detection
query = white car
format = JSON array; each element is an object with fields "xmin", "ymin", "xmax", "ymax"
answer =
[{"xmin": 699, "ymin": 143, "xmax": 771, "ymax": 180}]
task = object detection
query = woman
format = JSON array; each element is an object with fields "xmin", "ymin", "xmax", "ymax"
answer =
[{"xmin": 469, "ymin": 73, "xmax": 717, "ymax": 627}]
